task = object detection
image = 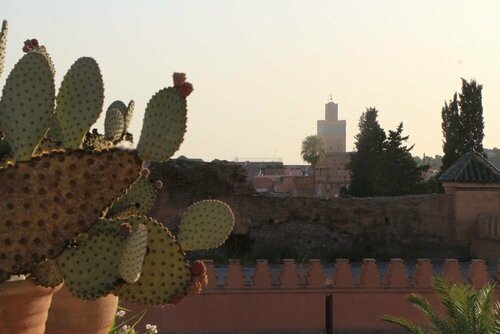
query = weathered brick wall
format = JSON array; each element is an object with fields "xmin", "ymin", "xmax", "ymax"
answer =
[{"xmin": 149, "ymin": 160, "xmax": 463, "ymax": 260}]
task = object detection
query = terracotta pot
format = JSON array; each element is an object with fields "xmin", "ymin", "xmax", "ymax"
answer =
[
  {"xmin": 45, "ymin": 285, "xmax": 119, "ymax": 334},
  {"xmin": 0, "ymin": 279, "xmax": 62, "ymax": 334}
]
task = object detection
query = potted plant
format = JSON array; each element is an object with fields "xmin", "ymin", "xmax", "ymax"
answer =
[{"xmin": 0, "ymin": 20, "xmax": 234, "ymax": 334}]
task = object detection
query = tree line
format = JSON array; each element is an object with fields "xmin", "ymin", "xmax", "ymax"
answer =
[{"xmin": 301, "ymin": 78, "xmax": 486, "ymax": 197}]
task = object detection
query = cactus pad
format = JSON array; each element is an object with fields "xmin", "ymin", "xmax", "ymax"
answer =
[
  {"xmin": 108, "ymin": 177, "xmax": 157, "ymax": 216},
  {"xmin": 57, "ymin": 229, "xmax": 125, "ymax": 299},
  {"xmin": 0, "ymin": 52, "xmax": 55, "ymax": 161},
  {"xmin": 0, "ymin": 20, "xmax": 7, "ymax": 78},
  {"xmin": 31, "ymin": 259, "xmax": 63, "ymax": 288},
  {"xmin": 107, "ymin": 100, "xmax": 127, "ymax": 115},
  {"xmin": 119, "ymin": 223, "xmax": 148, "ymax": 283},
  {"xmin": 124, "ymin": 100, "xmax": 135, "ymax": 133},
  {"xmin": 0, "ymin": 148, "xmax": 142, "ymax": 282},
  {"xmin": 104, "ymin": 108, "xmax": 125, "ymax": 141},
  {"xmin": 28, "ymin": 44, "xmax": 56, "ymax": 77},
  {"xmin": 177, "ymin": 200, "xmax": 235, "ymax": 251},
  {"xmin": 115, "ymin": 216, "xmax": 191, "ymax": 305},
  {"xmin": 56, "ymin": 57, "xmax": 104, "ymax": 148},
  {"xmin": 137, "ymin": 87, "xmax": 187, "ymax": 161},
  {"xmin": 47, "ymin": 114, "xmax": 64, "ymax": 142}
]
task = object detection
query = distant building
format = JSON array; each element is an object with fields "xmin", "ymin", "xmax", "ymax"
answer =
[
  {"xmin": 315, "ymin": 152, "xmax": 351, "ymax": 198},
  {"xmin": 317, "ymin": 98, "xmax": 346, "ymax": 153}
]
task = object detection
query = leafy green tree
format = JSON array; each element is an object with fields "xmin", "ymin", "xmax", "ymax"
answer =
[
  {"xmin": 441, "ymin": 93, "xmax": 461, "ymax": 172},
  {"xmin": 300, "ymin": 135, "xmax": 325, "ymax": 168},
  {"xmin": 379, "ymin": 123, "xmax": 428, "ymax": 196},
  {"xmin": 441, "ymin": 79, "xmax": 484, "ymax": 172},
  {"xmin": 381, "ymin": 277, "xmax": 500, "ymax": 334},
  {"xmin": 348, "ymin": 107, "xmax": 386, "ymax": 197}
]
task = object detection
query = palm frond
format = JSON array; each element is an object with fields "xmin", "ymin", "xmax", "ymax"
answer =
[{"xmin": 380, "ymin": 315, "xmax": 428, "ymax": 334}]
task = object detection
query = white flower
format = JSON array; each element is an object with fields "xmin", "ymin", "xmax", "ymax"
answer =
[
  {"xmin": 145, "ymin": 324, "xmax": 158, "ymax": 333},
  {"xmin": 120, "ymin": 324, "xmax": 130, "ymax": 333},
  {"xmin": 116, "ymin": 310, "xmax": 126, "ymax": 318}
]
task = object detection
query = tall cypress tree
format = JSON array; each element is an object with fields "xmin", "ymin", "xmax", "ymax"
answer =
[
  {"xmin": 348, "ymin": 107, "xmax": 386, "ymax": 197},
  {"xmin": 458, "ymin": 78, "xmax": 484, "ymax": 154},
  {"xmin": 441, "ymin": 79, "xmax": 484, "ymax": 172},
  {"xmin": 441, "ymin": 93, "xmax": 461, "ymax": 172}
]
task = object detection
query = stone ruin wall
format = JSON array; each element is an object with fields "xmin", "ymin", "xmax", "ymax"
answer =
[{"xmin": 149, "ymin": 160, "xmax": 465, "ymax": 260}]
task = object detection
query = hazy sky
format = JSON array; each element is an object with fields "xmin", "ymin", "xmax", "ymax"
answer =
[{"xmin": 2, "ymin": 1, "xmax": 500, "ymax": 164}]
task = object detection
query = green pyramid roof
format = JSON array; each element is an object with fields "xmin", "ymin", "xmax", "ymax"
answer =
[{"xmin": 439, "ymin": 151, "xmax": 500, "ymax": 183}]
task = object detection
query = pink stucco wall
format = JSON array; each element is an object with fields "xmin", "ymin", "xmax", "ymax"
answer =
[
  {"xmin": 122, "ymin": 258, "xmax": 499, "ymax": 334},
  {"xmin": 443, "ymin": 182, "xmax": 500, "ymax": 244}
]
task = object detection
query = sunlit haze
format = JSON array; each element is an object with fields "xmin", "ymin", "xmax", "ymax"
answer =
[{"xmin": 3, "ymin": 1, "xmax": 500, "ymax": 164}]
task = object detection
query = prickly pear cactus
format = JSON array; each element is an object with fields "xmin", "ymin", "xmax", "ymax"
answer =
[
  {"xmin": 105, "ymin": 100, "xmax": 134, "ymax": 136},
  {"xmin": 31, "ymin": 259, "xmax": 63, "ymax": 288},
  {"xmin": 57, "ymin": 229, "xmax": 127, "ymax": 299},
  {"xmin": 0, "ymin": 20, "xmax": 7, "ymax": 78},
  {"xmin": 136, "ymin": 87, "xmax": 187, "ymax": 161},
  {"xmin": 0, "ymin": 52, "xmax": 55, "ymax": 161},
  {"xmin": 23, "ymin": 39, "xmax": 56, "ymax": 76},
  {"xmin": 119, "ymin": 223, "xmax": 148, "ymax": 284},
  {"xmin": 115, "ymin": 216, "xmax": 192, "ymax": 305},
  {"xmin": 108, "ymin": 175, "xmax": 158, "ymax": 216},
  {"xmin": 104, "ymin": 108, "xmax": 125, "ymax": 141},
  {"xmin": 124, "ymin": 100, "xmax": 135, "ymax": 134},
  {"xmin": 0, "ymin": 20, "xmax": 233, "ymax": 307},
  {"xmin": 0, "ymin": 148, "xmax": 142, "ymax": 281},
  {"xmin": 107, "ymin": 100, "xmax": 127, "ymax": 115},
  {"xmin": 56, "ymin": 57, "xmax": 104, "ymax": 148},
  {"xmin": 178, "ymin": 200, "xmax": 235, "ymax": 251}
]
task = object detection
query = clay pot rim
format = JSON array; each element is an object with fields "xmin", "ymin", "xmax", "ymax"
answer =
[{"xmin": 0, "ymin": 278, "xmax": 62, "ymax": 296}]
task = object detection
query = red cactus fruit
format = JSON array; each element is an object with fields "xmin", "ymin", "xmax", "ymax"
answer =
[
  {"xmin": 120, "ymin": 223, "xmax": 133, "ymax": 236},
  {"xmin": 190, "ymin": 260, "xmax": 206, "ymax": 276},
  {"xmin": 179, "ymin": 82, "xmax": 194, "ymax": 98},
  {"xmin": 140, "ymin": 168, "xmax": 150, "ymax": 178},
  {"xmin": 186, "ymin": 281, "xmax": 203, "ymax": 295},
  {"xmin": 30, "ymin": 39, "xmax": 39, "ymax": 47},
  {"xmin": 194, "ymin": 273, "xmax": 208, "ymax": 286},
  {"xmin": 173, "ymin": 72, "xmax": 186, "ymax": 87}
]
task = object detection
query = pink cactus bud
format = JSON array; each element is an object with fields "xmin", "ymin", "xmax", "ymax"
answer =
[
  {"xmin": 120, "ymin": 223, "xmax": 132, "ymax": 236},
  {"xmin": 140, "ymin": 168, "xmax": 150, "ymax": 178},
  {"xmin": 154, "ymin": 180, "xmax": 163, "ymax": 190},
  {"xmin": 194, "ymin": 273, "xmax": 208, "ymax": 286},
  {"xmin": 22, "ymin": 45, "xmax": 30, "ymax": 53},
  {"xmin": 173, "ymin": 72, "xmax": 187, "ymax": 87},
  {"xmin": 190, "ymin": 260, "xmax": 206, "ymax": 276},
  {"xmin": 186, "ymin": 281, "xmax": 203, "ymax": 295},
  {"xmin": 179, "ymin": 82, "xmax": 194, "ymax": 98}
]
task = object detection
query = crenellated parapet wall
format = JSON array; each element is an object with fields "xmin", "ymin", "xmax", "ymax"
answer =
[
  {"xmin": 123, "ymin": 258, "xmax": 500, "ymax": 334},
  {"xmin": 203, "ymin": 258, "xmax": 498, "ymax": 289}
]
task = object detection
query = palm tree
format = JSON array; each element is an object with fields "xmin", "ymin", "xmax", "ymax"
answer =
[
  {"xmin": 301, "ymin": 135, "xmax": 325, "ymax": 168},
  {"xmin": 381, "ymin": 276, "xmax": 500, "ymax": 334}
]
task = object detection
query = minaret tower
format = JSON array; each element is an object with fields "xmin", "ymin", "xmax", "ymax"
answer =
[{"xmin": 317, "ymin": 95, "xmax": 346, "ymax": 153}]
